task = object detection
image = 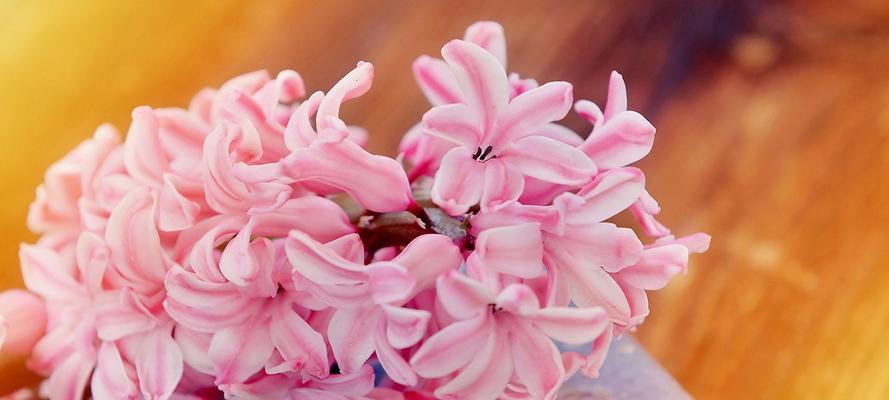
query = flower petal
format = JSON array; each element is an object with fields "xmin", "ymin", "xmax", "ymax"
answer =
[
  {"xmin": 603, "ymin": 71, "xmax": 628, "ymax": 120},
  {"xmin": 581, "ymin": 324, "xmax": 613, "ymax": 378},
  {"xmin": 19, "ymin": 244, "xmax": 86, "ymax": 301},
  {"xmin": 282, "ymin": 124, "xmax": 411, "ymax": 212},
  {"xmin": 503, "ymin": 135, "xmax": 596, "ymax": 186},
  {"xmin": 430, "ymin": 147, "xmax": 486, "ymax": 215},
  {"xmin": 441, "ymin": 39, "xmax": 509, "ymax": 138},
  {"xmin": 366, "ymin": 262, "xmax": 416, "ymax": 305},
  {"xmin": 508, "ymin": 320, "xmax": 564, "ymax": 400},
  {"xmin": 410, "ymin": 315, "xmax": 492, "ymax": 378},
  {"xmin": 316, "ymin": 62, "xmax": 374, "ymax": 131},
  {"xmin": 382, "ymin": 305, "xmax": 430, "ymax": 349},
  {"xmin": 436, "ymin": 271, "xmax": 495, "ymax": 319},
  {"xmin": 136, "ymin": 326, "xmax": 183, "ymax": 400},
  {"xmin": 47, "ymin": 351, "xmax": 96, "ymax": 400},
  {"xmin": 391, "ymin": 234, "xmax": 462, "ymax": 293},
  {"xmin": 532, "ymin": 306, "xmax": 609, "ymax": 344},
  {"xmin": 433, "ymin": 321, "xmax": 513, "ymax": 400},
  {"xmin": 617, "ymin": 244, "xmax": 688, "ymax": 290},
  {"xmin": 492, "ymin": 82, "xmax": 573, "ymax": 148},
  {"xmin": 557, "ymin": 167, "xmax": 645, "ymax": 224},
  {"xmin": 464, "ymin": 21, "xmax": 507, "ymax": 66},
  {"xmin": 92, "ymin": 342, "xmax": 139, "ymax": 400},
  {"xmin": 208, "ymin": 321, "xmax": 274, "ymax": 384},
  {"xmin": 413, "ymin": 56, "xmax": 461, "ymax": 106},
  {"xmin": 421, "ymin": 103, "xmax": 481, "ymax": 148},
  {"xmin": 373, "ymin": 317, "xmax": 417, "ymax": 386},
  {"xmin": 475, "ymin": 223, "xmax": 545, "ymax": 278},
  {"xmin": 105, "ymin": 188, "xmax": 169, "ymax": 293},
  {"xmin": 268, "ymin": 300, "xmax": 328, "ymax": 378},
  {"xmin": 327, "ymin": 308, "xmax": 378, "ymax": 373},
  {"xmin": 495, "ymin": 284, "xmax": 540, "ymax": 316},
  {"xmin": 550, "ymin": 222, "xmax": 644, "ymax": 273},
  {"xmin": 285, "ymin": 231, "xmax": 367, "ymax": 286},
  {"xmin": 480, "ymin": 158, "xmax": 524, "ymax": 211},
  {"xmin": 581, "ymin": 110, "xmax": 655, "ymax": 169}
]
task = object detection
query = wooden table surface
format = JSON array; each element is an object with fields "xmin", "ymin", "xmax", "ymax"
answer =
[{"xmin": 1, "ymin": 1, "xmax": 887, "ymax": 398}]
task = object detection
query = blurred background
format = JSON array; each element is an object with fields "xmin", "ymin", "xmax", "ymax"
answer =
[{"xmin": 1, "ymin": 1, "xmax": 888, "ymax": 398}]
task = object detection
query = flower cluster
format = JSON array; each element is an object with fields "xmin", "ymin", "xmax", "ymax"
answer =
[{"xmin": 0, "ymin": 22, "xmax": 708, "ymax": 400}]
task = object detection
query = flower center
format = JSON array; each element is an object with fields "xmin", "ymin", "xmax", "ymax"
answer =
[{"xmin": 472, "ymin": 146, "xmax": 498, "ymax": 162}]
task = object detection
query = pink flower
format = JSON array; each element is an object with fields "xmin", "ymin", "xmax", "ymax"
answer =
[
  {"xmin": 5, "ymin": 20, "xmax": 709, "ymax": 399},
  {"xmin": 423, "ymin": 39, "xmax": 596, "ymax": 215},
  {"xmin": 287, "ymin": 233, "xmax": 462, "ymax": 386},
  {"xmin": 411, "ymin": 271, "xmax": 608, "ymax": 400}
]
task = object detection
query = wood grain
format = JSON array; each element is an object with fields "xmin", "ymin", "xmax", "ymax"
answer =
[{"xmin": 1, "ymin": 1, "xmax": 887, "ymax": 398}]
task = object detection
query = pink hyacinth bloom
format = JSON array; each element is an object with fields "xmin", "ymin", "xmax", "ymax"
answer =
[
  {"xmin": 6, "ymin": 20, "xmax": 710, "ymax": 399},
  {"xmin": 411, "ymin": 271, "xmax": 608, "ymax": 400},
  {"xmin": 423, "ymin": 39, "xmax": 596, "ymax": 215},
  {"xmin": 287, "ymin": 233, "xmax": 462, "ymax": 386},
  {"xmin": 575, "ymin": 71, "xmax": 675, "ymax": 237}
]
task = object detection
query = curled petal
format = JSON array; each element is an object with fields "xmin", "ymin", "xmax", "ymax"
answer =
[
  {"xmin": 581, "ymin": 324, "xmax": 613, "ymax": 378},
  {"xmin": 382, "ymin": 305, "xmax": 430, "ymax": 349},
  {"xmin": 124, "ymin": 106, "xmax": 169, "ymax": 186},
  {"xmin": 532, "ymin": 306, "xmax": 609, "ymax": 344},
  {"xmin": 284, "ymin": 91, "xmax": 324, "ymax": 150},
  {"xmin": 603, "ymin": 71, "xmax": 628, "ymax": 121},
  {"xmin": 136, "ymin": 326, "xmax": 183, "ymax": 400},
  {"xmin": 413, "ymin": 56, "xmax": 461, "ymax": 106},
  {"xmin": 105, "ymin": 188, "xmax": 169, "ymax": 293},
  {"xmin": 157, "ymin": 175, "xmax": 201, "ymax": 232},
  {"xmin": 509, "ymin": 320, "xmax": 564, "ymax": 400},
  {"xmin": 503, "ymin": 135, "xmax": 596, "ymax": 186},
  {"xmin": 75, "ymin": 232, "xmax": 109, "ymax": 295},
  {"xmin": 493, "ymin": 82, "xmax": 573, "ymax": 148},
  {"xmin": 95, "ymin": 289, "xmax": 157, "ymax": 341},
  {"xmin": 581, "ymin": 111, "xmax": 656, "ymax": 169},
  {"xmin": 285, "ymin": 231, "xmax": 366, "ymax": 286},
  {"xmin": 19, "ymin": 245, "xmax": 85, "ymax": 301},
  {"xmin": 391, "ymin": 234, "xmax": 462, "ymax": 292},
  {"xmin": 617, "ymin": 244, "xmax": 688, "ymax": 290},
  {"xmin": 629, "ymin": 190, "xmax": 672, "ymax": 237},
  {"xmin": 431, "ymin": 147, "xmax": 486, "ymax": 215},
  {"xmin": 316, "ymin": 62, "xmax": 374, "ymax": 131},
  {"xmin": 366, "ymin": 262, "xmax": 416, "ymax": 305},
  {"xmin": 551, "ymin": 222, "xmax": 644, "ymax": 273},
  {"xmin": 557, "ymin": 167, "xmax": 645, "ymax": 224},
  {"xmin": 374, "ymin": 317, "xmax": 417, "ymax": 386},
  {"xmin": 327, "ymin": 308, "xmax": 378, "ymax": 373},
  {"xmin": 480, "ymin": 158, "xmax": 524, "ymax": 212},
  {"xmin": 495, "ymin": 284, "xmax": 540, "ymax": 316},
  {"xmin": 163, "ymin": 266, "xmax": 258, "ymax": 332},
  {"xmin": 475, "ymin": 223, "xmax": 545, "ymax": 278},
  {"xmin": 436, "ymin": 271, "xmax": 495, "ymax": 319},
  {"xmin": 562, "ymin": 264, "xmax": 631, "ymax": 327},
  {"xmin": 434, "ymin": 322, "xmax": 512, "ymax": 400},
  {"xmin": 209, "ymin": 321, "xmax": 274, "ymax": 384},
  {"xmin": 92, "ymin": 342, "xmax": 139, "ymax": 400},
  {"xmin": 440, "ymin": 39, "xmax": 509, "ymax": 136},
  {"xmin": 47, "ymin": 351, "xmax": 96, "ymax": 400},
  {"xmin": 421, "ymin": 103, "xmax": 481, "ymax": 148},
  {"xmin": 282, "ymin": 123, "xmax": 411, "ymax": 212},
  {"xmin": 268, "ymin": 300, "xmax": 328, "ymax": 378},
  {"xmin": 410, "ymin": 315, "xmax": 492, "ymax": 378},
  {"xmin": 174, "ymin": 326, "xmax": 214, "ymax": 375},
  {"xmin": 464, "ymin": 21, "xmax": 507, "ymax": 66}
]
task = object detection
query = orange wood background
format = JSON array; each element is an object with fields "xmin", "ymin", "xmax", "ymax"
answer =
[{"xmin": 1, "ymin": 1, "xmax": 888, "ymax": 398}]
